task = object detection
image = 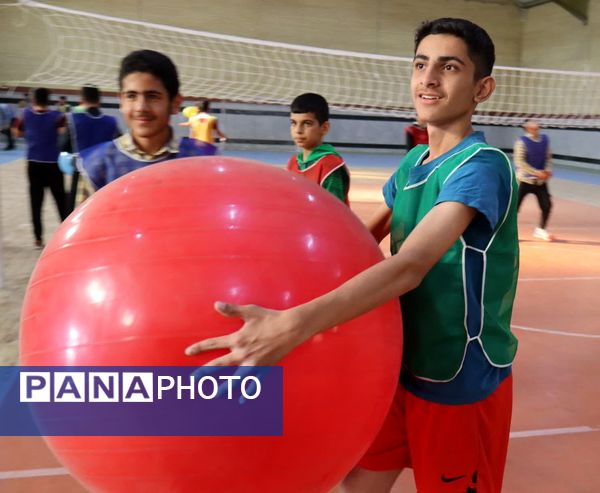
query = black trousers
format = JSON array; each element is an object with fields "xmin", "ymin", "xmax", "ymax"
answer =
[
  {"xmin": 1, "ymin": 126, "xmax": 14, "ymax": 149},
  {"xmin": 516, "ymin": 181, "xmax": 552, "ymax": 229},
  {"xmin": 27, "ymin": 160, "xmax": 68, "ymax": 241}
]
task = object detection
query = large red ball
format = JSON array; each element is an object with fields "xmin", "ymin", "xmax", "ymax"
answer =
[{"xmin": 20, "ymin": 157, "xmax": 402, "ymax": 493}]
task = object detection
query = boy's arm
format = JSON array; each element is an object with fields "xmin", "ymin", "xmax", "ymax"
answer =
[
  {"xmin": 74, "ymin": 153, "xmax": 100, "ymax": 204},
  {"xmin": 214, "ymin": 120, "xmax": 227, "ymax": 142},
  {"xmin": 544, "ymin": 140, "xmax": 553, "ymax": 177},
  {"xmin": 366, "ymin": 203, "xmax": 392, "ymax": 243},
  {"xmin": 13, "ymin": 117, "xmax": 24, "ymax": 138},
  {"xmin": 185, "ymin": 201, "xmax": 476, "ymax": 366},
  {"xmin": 321, "ymin": 168, "xmax": 349, "ymax": 203},
  {"xmin": 113, "ymin": 120, "xmax": 122, "ymax": 139},
  {"xmin": 75, "ymin": 172, "xmax": 96, "ymax": 204},
  {"xmin": 61, "ymin": 116, "xmax": 73, "ymax": 153},
  {"xmin": 57, "ymin": 114, "xmax": 67, "ymax": 135},
  {"xmin": 513, "ymin": 139, "xmax": 544, "ymax": 179}
]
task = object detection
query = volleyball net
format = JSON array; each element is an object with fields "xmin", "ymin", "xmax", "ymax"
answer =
[{"xmin": 2, "ymin": 0, "xmax": 600, "ymax": 128}]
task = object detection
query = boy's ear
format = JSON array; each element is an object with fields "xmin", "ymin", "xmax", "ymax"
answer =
[
  {"xmin": 321, "ymin": 120, "xmax": 330, "ymax": 135},
  {"xmin": 171, "ymin": 94, "xmax": 184, "ymax": 115},
  {"xmin": 474, "ymin": 76, "xmax": 496, "ymax": 104}
]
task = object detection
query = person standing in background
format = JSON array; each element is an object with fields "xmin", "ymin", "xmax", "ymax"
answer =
[
  {"xmin": 514, "ymin": 120, "xmax": 554, "ymax": 241},
  {"xmin": 61, "ymin": 85, "xmax": 120, "ymax": 213},
  {"xmin": 286, "ymin": 92, "xmax": 350, "ymax": 204},
  {"xmin": 56, "ymin": 96, "xmax": 71, "ymax": 113},
  {"xmin": 180, "ymin": 99, "xmax": 227, "ymax": 146},
  {"xmin": 15, "ymin": 87, "xmax": 68, "ymax": 247}
]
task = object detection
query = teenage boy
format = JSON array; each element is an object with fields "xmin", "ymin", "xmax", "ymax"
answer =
[
  {"xmin": 186, "ymin": 18, "xmax": 519, "ymax": 493},
  {"xmin": 15, "ymin": 87, "xmax": 68, "ymax": 247},
  {"xmin": 287, "ymin": 93, "xmax": 350, "ymax": 204},
  {"xmin": 62, "ymin": 85, "xmax": 120, "ymax": 212},
  {"xmin": 78, "ymin": 50, "xmax": 215, "ymax": 194},
  {"xmin": 63, "ymin": 85, "xmax": 120, "ymax": 155}
]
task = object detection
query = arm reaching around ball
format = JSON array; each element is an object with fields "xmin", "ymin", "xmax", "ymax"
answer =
[
  {"xmin": 185, "ymin": 201, "xmax": 477, "ymax": 366},
  {"xmin": 365, "ymin": 202, "xmax": 393, "ymax": 244}
]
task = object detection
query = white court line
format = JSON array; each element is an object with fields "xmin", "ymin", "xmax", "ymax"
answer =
[
  {"xmin": 524, "ymin": 244, "xmax": 600, "ymax": 252},
  {"xmin": 510, "ymin": 426, "xmax": 599, "ymax": 439},
  {"xmin": 0, "ymin": 467, "xmax": 68, "ymax": 479},
  {"xmin": 551, "ymin": 226, "xmax": 600, "ymax": 231},
  {"xmin": 512, "ymin": 324, "xmax": 600, "ymax": 339},
  {"xmin": 519, "ymin": 276, "xmax": 600, "ymax": 282},
  {"xmin": 0, "ymin": 427, "xmax": 598, "ymax": 480}
]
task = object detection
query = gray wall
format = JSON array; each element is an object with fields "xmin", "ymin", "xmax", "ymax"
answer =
[
  {"xmin": 70, "ymin": 98, "xmax": 600, "ymax": 163},
  {"xmin": 216, "ymin": 103, "xmax": 600, "ymax": 164},
  {"xmin": 2, "ymin": 90, "xmax": 597, "ymax": 164},
  {"xmin": 520, "ymin": 1, "xmax": 600, "ymax": 72}
]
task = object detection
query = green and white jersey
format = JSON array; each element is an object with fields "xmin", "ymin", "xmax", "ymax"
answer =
[{"xmin": 384, "ymin": 132, "xmax": 519, "ymax": 389}]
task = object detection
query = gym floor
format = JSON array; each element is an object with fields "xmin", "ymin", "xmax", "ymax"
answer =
[{"xmin": 1, "ymin": 148, "xmax": 598, "ymax": 492}]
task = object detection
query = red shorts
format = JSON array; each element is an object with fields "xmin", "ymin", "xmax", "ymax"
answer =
[{"xmin": 358, "ymin": 374, "xmax": 513, "ymax": 493}]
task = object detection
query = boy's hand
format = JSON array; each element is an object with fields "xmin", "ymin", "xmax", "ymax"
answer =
[
  {"xmin": 185, "ymin": 302, "xmax": 304, "ymax": 366},
  {"xmin": 536, "ymin": 170, "xmax": 551, "ymax": 180}
]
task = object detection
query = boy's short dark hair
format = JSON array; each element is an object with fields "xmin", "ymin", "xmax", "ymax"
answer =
[
  {"xmin": 414, "ymin": 18, "xmax": 495, "ymax": 79},
  {"xmin": 291, "ymin": 93, "xmax": 329, "ymax": 124},
  {"xmin": 33, "ymin": 88, "xmax": 50, "ymax": 106},
  {"xmin": 81, "ymin": 85, "xmax": 101, "ymax": 104},
  {"xmin": 118, "ymin": 50, "xmax": 180, "ymax": 100},
  {"xmin": 198, "ymin": 99, "xmax": 210, "ymax": 112}
]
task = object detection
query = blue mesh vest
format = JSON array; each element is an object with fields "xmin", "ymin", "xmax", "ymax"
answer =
[{"xmin": 520, "ymin": 134, "xmax": 548, "ymax": 170}]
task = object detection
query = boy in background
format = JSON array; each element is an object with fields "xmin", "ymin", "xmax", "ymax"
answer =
[
  {"xmin": 78, "ymin": 50, "xmax": 216, "ymax": 195},
  {"xmin": 61, "ymin": 85, "xmax": 120, "ymax": 212},
  {"xmin": 180, "ymin": 99, "xmax": 227, "ymax": 146},
  {"xmin": 514, "ymin": 120, "xmax": 554, "ymax": 241},
  {"xmin": 15, "ymin": 87, "xmax": 68, "ymax": 247},
  {"xmin": 56, "ymin": 96, "xmax": 71, "ymax": 113},
  {"xmin": 287, "ymin": 93, "xmax": 350, "ymax": 204}
]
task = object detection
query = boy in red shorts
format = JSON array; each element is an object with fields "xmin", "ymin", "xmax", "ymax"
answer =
[{"xmin": 187, "ymin": 18, "xmax": 518, "ymax": 493}]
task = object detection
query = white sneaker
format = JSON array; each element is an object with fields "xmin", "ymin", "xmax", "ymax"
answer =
[{"xmin": 533, "ymin": 227, "xmax": 554, "ymax": 241}]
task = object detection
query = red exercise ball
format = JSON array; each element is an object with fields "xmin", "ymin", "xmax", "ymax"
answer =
[{"xmin": 20, "ymin": 157, "xmax": 402, "ymax": 493}]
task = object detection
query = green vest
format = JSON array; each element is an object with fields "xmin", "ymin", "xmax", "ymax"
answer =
[{"xmin": 391, "ymin": 142, "xmax": 519, "ymax": 381}]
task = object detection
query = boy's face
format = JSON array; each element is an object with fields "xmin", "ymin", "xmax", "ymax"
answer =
[
  {"xmin": 411, "ymin": 34, "xmax": 493, "ymax": 128},
  {"xmin": 290, "ymin": 112, "xmax": 329, "ymax": 151},
  {"xmin": 119, "ymin": 71, "xmax": 181, "ymax": 144}
]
